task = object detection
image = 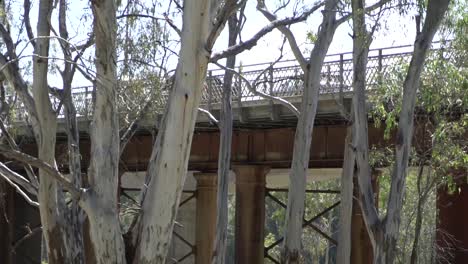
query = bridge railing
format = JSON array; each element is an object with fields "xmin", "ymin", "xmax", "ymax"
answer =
[
  {"xmin": 11, "ymin": 43, "xmax": 449, "ymax": 122},
  {"xmin": 203, "ymin": 46, "xmax": 414, "ymax": 109}
]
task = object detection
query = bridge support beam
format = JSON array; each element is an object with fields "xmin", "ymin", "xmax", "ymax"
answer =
[
  {"xmin": 233, "ymin": 165, "xmax": 269, "ymax": 264},
  {"xmin": 194, "ymin": 172, "xmax": 217, "ymax": 264}
]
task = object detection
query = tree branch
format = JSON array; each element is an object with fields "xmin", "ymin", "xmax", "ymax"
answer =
[
  {"xmin": 0, "ymin": 119, "xmax": 38, "ymax": 187},
  {"xmin": 336, "ymin": 0, "xmax": 392, "ymax": 25},
  {"xmin": 198, "ymin": 107, "xmax": 219, "ymax": 125},
  {"xmin": 23, "ymin": 0, "xmax": 36, "ymax": 48},
  {"xmin": 0, "ymin": 146, "xmax": 81, "ymax": 200},
  {"xmin": 256, "ymin": 0, "xmax": 310, "ymax": 71},
  {"xmin": 12, "ymin": 225, "xmax": 42, "ymax": 251},
  {"xmin": 210, "ymin": 2, "xmax": 324, "ymax": 62},
  {"xmin": 0, "ymin": 162, "xmax": 38, "ymax": 197},
  {"xmin": 214, "ymin": 62, "xmax": 300, "ymax": 117}
]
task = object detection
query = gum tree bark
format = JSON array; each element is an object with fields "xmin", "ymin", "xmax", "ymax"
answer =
[
  {"xmin": 131, "ymin": 1, "xmax": 234, "ymax": 262},
  {"xmin": 212, "ymin": 8, "xmax": 244, "ymax": 263},
  {"xmin": 336, "ymin": 125, "xmax": 355, "ymax": 264},
  {"xmin": 32, "ymin": 1, "xmax": 77, "ymax": 263},
  {"xmin": 82, "ymin": 0, "xmax": 126, "ymax": 263},
  {"xmin": 280, "ymin": 0, "xmax": 340, "ymax": 262},
  {"xmin": 58, "ymin": 0, "xmax": 86, "ymax": 262},
  {"xmin": 350, "ymin": 0, "xmax": 450, "ymax": 262}
]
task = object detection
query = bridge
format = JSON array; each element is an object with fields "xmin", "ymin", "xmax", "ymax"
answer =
[
  {"xmin": 1, "ymin": 43, "xmax": 466, "ymax": 264},
  {"xmin": 11, "ymin": 44, "xmax": 416, "ymax": 127}
]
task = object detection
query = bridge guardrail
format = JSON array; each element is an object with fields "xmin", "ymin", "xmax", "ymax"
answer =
[{"xmin": 11, "ymin": 42, "xmax": 449, "ymax": 122}]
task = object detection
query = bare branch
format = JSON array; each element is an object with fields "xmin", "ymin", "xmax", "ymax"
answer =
[
  {"xmin": 120, "ymin": 95, "xmax": 155, "ymax": 156},
  {"xmin": 210, "ymin": 2, "xmax": 324, "ymax": 62},
  {"xmin": 214, "ymin": 62, "xmax": 300, "ymax": 117},
  {"xmin": 12, "ymin": 225, "xmax": 42, "ymax": 251},
  {"xmin": 336, "ymin": 0, "xmax": 392, "ymax": 25},
  {"xmin": 0, "ymin": 162, "xmax": 38, "ymax": 196},
  {"xmin": 0, "ymin": 119, "xmax": 38, "ymax": 188},
  {"xmin": 206, "ymin": 0, "xmax": 243, "ymax": 49},
  {"xmin": 0, "ymin": 146, "xmax": 81, "ymax": 199},
  {"xmin": 198, "ymin": 107, "xmax": 219, "ymax": 125},
  {"xmin": 0, "ymin": 54, "xmax": 97, "ymax": 79},
  {"xmin": 256, "ymin": 0, "xmax": 311, "ymax": 71},
  {"xmin": 0, "ymin": 170, "xmax": 39, "ymax": 208},
  {"xmin": 23, "ymin": 0, "xmax": 36, "ymax": 48},
  {"xmin": 116, "ymin": 13, "xmax": 182, "ymax": 36}
]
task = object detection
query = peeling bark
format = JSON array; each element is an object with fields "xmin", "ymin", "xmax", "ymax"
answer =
[
  {"xmin": 350, "ymin": 0, "xmax": 450, "ymax": 262},
  {"xmin": 336, "ymin": 125, "xmax": 355, "ymax": 264},
  {"xmin": 382, "ymin": 1, "xmax": 449, "ymax": 262},
  {"xmin": 282, "ymin": 0, "xmax": 339, "ymax": 262},
  {"xmin": 132, "ymin": 1, "xmax": 223, "ymax": 263},
  {"xmin": 32, "ymin": 1, "xmax": 72, "ymax": 263},
  {"xmin": 212, "ymin": 12, "xmax": 241, "ymax": 264},
  {"xmin": 82, "ymin": 0, "xmax": 126, "ymax": 263}
]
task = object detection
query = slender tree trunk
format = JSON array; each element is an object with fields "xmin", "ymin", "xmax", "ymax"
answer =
[
  {"xmin": 336, "ymin": 125, "xmax": 355, "ymax": 264},
  {"xmin": 382, "ymin": 2, "xmax": 449, "ymax": 263},
  {"xmin": 212, "ymin": 13, "xmax": 240, "ymax": 264},
  {"xmin": 82, "ymin": 1, "xmax": 126, "ymax": 263},
  {"xmin": 349, "ymin": 0, "xmax": 450, "ymax": 262},
  {"xmin": 282, "ymin": 0, "xmax": 338, "ymax": 262},
  {"xmin": 350, "ymin": 0, "xmax": 381, "ymax": 249},
  {"xmin": 410, "ymin": 164, "xmax": 426, "ymax": 264},
  {"xmin": 32, "ymin": 1, "xmax": 72, "ymax": 263},
  {"xmin": 58, "ymin": 0, "xmax": 85, "ymax": 262}
]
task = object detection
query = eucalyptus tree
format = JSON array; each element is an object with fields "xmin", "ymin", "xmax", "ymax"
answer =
[
  {"xmin": 255, "ymin": 0, "xmax": 394, "ymax": 262},
  {"xmin": 368, "ymin": 11, "xmax": 468, "ymax": 260},
  {"xmin": 211, "ymin": 4, "xmax": 246, "ymax": 263},
  {"xmin": 0, "ymin": 0, "xmax": 332, "ymax": 263},
  {"xmin": 349, "ymin": 0, "xmax": 450, "ymax": 262}
]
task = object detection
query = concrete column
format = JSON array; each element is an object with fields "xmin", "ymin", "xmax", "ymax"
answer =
[
  {"xmin": 194, "ymin": 172, "xmax": 217, "ymax": 264},
  {"xmin": 351, "ymin": 170, "xmax": 380, "ymax": 264},
  {"xmin": 233, "ymin": 165, "xmax": 269, "ymax": 264}
]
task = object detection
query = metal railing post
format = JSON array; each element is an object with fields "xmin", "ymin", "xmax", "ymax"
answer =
[
  {"xmin": 339, "ymin": 54, "xmax": 344, "ymax": 98},
  {"xmin": 268, "ymin": 63, "xmax": 274, "ymax": 96},
  {"xmin": 378, "ymin": 49, "xmax": 383, "ymax": 87},
  {"xmin": 268, "ymin": 63, "xmax": 279, "ymax": 120},
  {"xmin": 85, "ymin": 86, "xmax": 89, "ymax": 118},
  {"xmin": 208, "ymin": 70, "xmax": 213, "ymax": 112}
]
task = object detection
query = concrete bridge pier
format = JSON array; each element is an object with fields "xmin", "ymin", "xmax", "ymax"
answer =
[
  {"xmin": 234, "ymin": 165, "xmax": 269, "ymax": 264},
  {"xmin": 193, "ymin": 172, "xmax": 217, "ymax": 264}
]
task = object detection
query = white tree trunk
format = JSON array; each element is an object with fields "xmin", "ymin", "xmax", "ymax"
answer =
[
  {"xmin": 381, "ymin": 1, "xmax": 449, "ymax": 262},
  {"xmin": 350, "ymin": 0, "xmax": 380, "ymax": 249},
  {"xmin": 83, "ymin": 0, "xmax": 126, "ymax": 263},
  {"xmin": 349, "ymin": 0, "xmax": 450, "ymax": 262},
  {"xmin": 336, "ymin": 125, "xmax": 355, "ymax": 264},
  {"xmin": 212, "ymin": 14, "xmax": 239, "ymax": 264},
  {"xmin": 133, "ymin": 1, "xmax": 217, "ymax": 262},
  {"xmin": 282, "ymin": 0, "xmax": 339, "ymax": 262},
  {"xmin": 32, "ymin": 1, "xmax": 72, "ymax": 263}
]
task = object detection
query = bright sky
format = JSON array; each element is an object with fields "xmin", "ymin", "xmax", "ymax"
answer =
[{"xmin": 210, "ymin": 0, "xmax": 420, "ymax": 68}]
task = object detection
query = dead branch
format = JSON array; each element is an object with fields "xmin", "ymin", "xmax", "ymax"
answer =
[
  {"xmin": 0, "ymin": 146, "xmax": 81, "ymax": 199},
  {"xmin": 214, "ymin": 62, "xmax": 300, "ymax": 117},
  {"xmin": 210, "ymin": 2, "xmax": 324, "ymax": 62},
  {"xmin": 198, "ymin": 107, "xmax": 219, "ymax": 125}
]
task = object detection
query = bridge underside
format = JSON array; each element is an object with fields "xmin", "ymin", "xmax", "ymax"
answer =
[{"xmin": 1, "ymin": 114, "xmax": 467, "ymax": 263}]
